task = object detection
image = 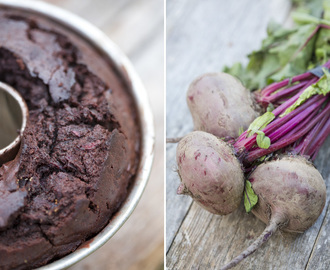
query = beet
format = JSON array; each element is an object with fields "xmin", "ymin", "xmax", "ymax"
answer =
[
  {"xmin": 176, "ymin": 131, "xmax": 244, "ymax": 215},
  {"xmin": 187, "ymin": 73, "xmax": 259, "ymax": 138},
  {"xmin": 220, "ymin": 156, "xmax": 326, "ymax": 270}
]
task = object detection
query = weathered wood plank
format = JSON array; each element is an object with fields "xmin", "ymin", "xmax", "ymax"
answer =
[
  {"xmin": 306, "ymin": 204, "xmax": 330, "ymax": 270},
  {"xmin": 166, "ymin": 0, "xmax": 291, "ymax": 253},
  {"xmin": 306, "ymin": 137, "xmax": 330, "ymax": 270}
]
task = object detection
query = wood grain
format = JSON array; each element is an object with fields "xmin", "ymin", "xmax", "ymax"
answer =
[
  {"xmin": 166, "ymin": 0, "xmax": 330, "ymax": 269},
  {"xmin": 38, "ymin": 0, "xmax": 164, "ymax": 269},
  {"xmin": 166, "ymin": 0, "xmax": 291, "ymax": 251}
]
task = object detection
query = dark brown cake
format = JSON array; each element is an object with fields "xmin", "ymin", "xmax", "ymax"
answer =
[{"xmin": 0, "ymin": 10, "xmax": 140, "ymax": 270}]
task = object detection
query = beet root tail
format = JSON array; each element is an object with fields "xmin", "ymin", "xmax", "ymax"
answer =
[
  {"xmin": 220, "ymin": 214, "xmax": 284, "ymax": 270},
  {"xmin": 167, "ymin": 137, "xmax": 183, "ymax": 143}
]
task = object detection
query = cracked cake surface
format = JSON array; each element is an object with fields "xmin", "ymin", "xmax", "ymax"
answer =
[{"xmin": 0, "ymin": 10, "xmax": 140, "ymax": 270}]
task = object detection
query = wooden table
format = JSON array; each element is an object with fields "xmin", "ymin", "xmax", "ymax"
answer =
[
  {"xmin": 39, "ymin": 0, "xmax": 164, "ymax": 269},
  {"xmin": 166, "ymin": 0, "xmax": 330, "ymax": 269}
]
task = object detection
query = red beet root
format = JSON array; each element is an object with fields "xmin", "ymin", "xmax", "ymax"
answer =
[
  {"xmin": 176, "ymin": 131, "xmax": 244, "ymax": 215},
  {"xmin": 220, "ymin": 156, "xmax": 326, "ymax": 270},
  {"xmin": 187, "ymin": 73, "xmax": 259, "ymax": 138}
]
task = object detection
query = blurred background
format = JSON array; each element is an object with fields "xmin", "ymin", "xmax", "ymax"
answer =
[{"xmin": 38, "ymin": 0, "xmax": 164, "ymax": 269}]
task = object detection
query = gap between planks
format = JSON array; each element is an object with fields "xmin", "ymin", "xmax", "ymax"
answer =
[
  {"xmin": 166, "ymin": 200, "xmax": 193, "ymax": 255},
  {"xmin": 305, "ymin": 195, "xmax": 330, "ymax": 269}
]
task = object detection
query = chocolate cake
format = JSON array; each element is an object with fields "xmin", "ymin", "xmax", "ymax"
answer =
[{"xmin": 0, "ymin": 9, "xmax": 140, "ymax": 269}]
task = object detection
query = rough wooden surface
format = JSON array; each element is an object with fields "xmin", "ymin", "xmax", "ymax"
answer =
[
  {"xmin": 38, "ymin": 0, "xmax": 164, "ymax": 269},
  {"xmin": 166, "ymin": 0, "xmax": 330, "ymax": 269}
]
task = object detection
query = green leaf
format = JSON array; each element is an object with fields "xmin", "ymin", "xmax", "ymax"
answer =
[
  {"xmin": 291, "ymin": 12, "xmax": 328, "ymax": 25},
  {"xmin": 238, "ymin": 126, "xmax": 244, "ymax": 136},
  {"xmin": 244, "ymin": 180, "xmax": 258, "ymax": 213},
  {"xmin": 247, "ymin": 112, "xmax": 275, "ymax": 137},
  {"xmin": 292, "ymin": 0, "xmax": 324, "ymax": 18},
  {"xmin": 256, "ymin": 133, "xmax": 271, "ymax": 149},
  {"xmin": 223, "ymin": 3, "xmax": 330, "ymax": 90},
  {"xmin": 266, "ymin": 103, "xmax": 275, "ymax": 112},
  {"xmin": 314, "ymin": 22, "xmax": 330, "ymax": 64}
]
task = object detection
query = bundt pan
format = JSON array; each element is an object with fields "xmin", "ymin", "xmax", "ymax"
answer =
[{"xmin": 0, "ymin": 0, "xmax": 155, "ymax": 269}]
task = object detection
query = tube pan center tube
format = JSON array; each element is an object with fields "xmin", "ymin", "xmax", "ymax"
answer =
[{"xmin": 0, "ymin": 82, "xmax": 28, "ymax": 166}]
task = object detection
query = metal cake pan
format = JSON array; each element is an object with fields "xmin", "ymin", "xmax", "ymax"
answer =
[{"xmin": 0, "ymin": 0, "xmax": 155, "ymax": 269}]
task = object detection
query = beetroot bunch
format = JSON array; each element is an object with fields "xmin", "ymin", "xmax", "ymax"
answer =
[{"xmin": 171, "ymin": 63, "xmax": 329, "ymax": 269}]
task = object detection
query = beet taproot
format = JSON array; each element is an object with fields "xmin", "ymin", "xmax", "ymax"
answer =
[
  {"xmin": 187, "ymin": 73, "xmax": 259, "ymax": 138},
  {"xmin": 176, "ymin": 131, "xmax": 244, "ymax": 215},
  {"xmin": 220, "ymin": 156, "xmax": 326, "ymax": 270}
]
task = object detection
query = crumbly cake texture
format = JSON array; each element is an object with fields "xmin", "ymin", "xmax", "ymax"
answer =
[{"xmin": 0, "ymin": 10, "xmax": 140, "ymax": 269}]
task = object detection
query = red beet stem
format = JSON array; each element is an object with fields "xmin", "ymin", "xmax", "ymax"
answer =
[
  {"xmin": 261, "ymin": 81, "xmax": 308, "ymax": 105},
  {"xmin": 309, "ymin": 117, "xmax": 330, "ymax": 159},
  {"xmin": 268, "ymin": 97, "xmax": 326, "ymax": 143},
  {"xmin": 234, "ymin": 94, "xmax": 325, "ymax": 151},
  {"xmin": 246, "ymin": 101, "xmax": 330, "ymax": 162},
  {"xmin": 271, "ymin": 77, "xmax": 319, "ymax": 116},
  {"xmin": 294, "ymin": 110, "xmax": 329, "ymax": 157}
]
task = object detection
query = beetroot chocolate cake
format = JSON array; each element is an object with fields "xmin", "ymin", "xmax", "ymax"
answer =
[{"xmin": 0, "ymin": 9, "xmax": 140, "ymax": 270}]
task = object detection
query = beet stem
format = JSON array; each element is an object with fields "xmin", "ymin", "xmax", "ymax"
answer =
[
  {"xmin": 246, "ymin": 100, "xmax": 330, "ymax": 162},
  {"xmin": 296, "ymin": 112, "xmax": 329, "ymax": 156},
  {"xmin": 271, "ymin": 77, "xmax": 318, "ymax": 116},
  {"xmin": 309, "ymin": 117, "xmax": 330, "ymax": 159},
  {"xmin": 268, "ymin": 99, "xmax": 323, "ymax": 143},
  {"xmin": 261, "ymin": 72, "xmax": 312, "ymax": 97},
  {"xmin": 220, "ymin": 213, "xmax": 285, "ymax": 270},
  {"xmin": 259, "ymin": 56, "xmax": 330, "ymax": 104},
  {"xmin": 289, "ymin": 25, "xmax": 320, "ymax": 61},
  {"xmin": 235, "ymin": 94, "xmax": 325, "ymax": 151},
  {"xmin": 262, "ymin": 81, "xmax": 307, "ymax": 104}
]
